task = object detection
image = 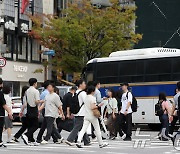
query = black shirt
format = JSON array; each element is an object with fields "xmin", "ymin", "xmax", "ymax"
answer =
[
  {"xmin": 0, "ymin": 91, "xmax": 6, "ymax": 116},
  {"xmin": 62, "ymin": 92, "xmax": 73, "ymax": 112}
]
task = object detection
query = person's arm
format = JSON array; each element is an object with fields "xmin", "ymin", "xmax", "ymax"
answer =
[
  {"xmin": 3, "ymin": 104, "xmax": 13, "ymax": 119},
  {"xmin": 55, "ymin": 95, "xmax": 65, "ymax": 120},
  {"xmin": 124, "ymin": 93, "xmax": 132, "ymax": 115},
  {"xmin": 96, "ymin": 90, "xmax": 103, "ymax": 105},
  {"xmin": 112, "ymin": 98, "xmax": 118, "ymax": 119},
  {"xmin": 35, "ymin": 91, "xmax": 44, "ymax": 104},
  {"xmin": 38, "ymin": 103, "xmax": 45, "ymax": 112},
  {"xmin": 19, "ymin": 97, "xmax": 27, "ymax": 117}
]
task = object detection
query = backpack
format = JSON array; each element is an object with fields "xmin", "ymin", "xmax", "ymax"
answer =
[
  {"xmin": 126, "ymin": 92, "xmax": 137, "ymax": 112},
  {"xmin": 155, "ymin": 101, "xmax": 164, "ymax": 116},
  {"xmin": 70, "ymin": 91, "xmax": 84, "ymax": 114}
]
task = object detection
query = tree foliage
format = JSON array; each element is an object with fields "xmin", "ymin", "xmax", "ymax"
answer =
[{"xmin": 29, "ymin": 0, "xmax": 142, "ymax": 73}]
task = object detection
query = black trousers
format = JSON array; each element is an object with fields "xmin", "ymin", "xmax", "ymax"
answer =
[
  {"xmin": 37, "ymin": 117, "xmax": 58, "ymax": 142},
  {"xmin": 0, "ymin": 117, "xmax": 4, "ymax": 143},
  {"xmin": 44, "ymin": 117, "xmax": 62, "ymax": 141},
  {"xmin": 115, "ymin": 114, "xmax": 125, "ymax": 137},
  {"xmin": 14, "ymin": 117, "xmax": 28, "ymax": 139},
  {"xmin": 25, "ymin": 116, "xmax": 39, "ymax": 142},
  {"xmin": 169, "ymin": 116, "xmax": 178, "ymax": 135},
  {"xmin": 119, "ymin": 113, "xmax": 132, "ymax": 138}
]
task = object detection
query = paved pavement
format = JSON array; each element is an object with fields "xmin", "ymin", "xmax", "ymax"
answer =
[{"xmin": 1, "ymin": 126, "xmax": 180, "ymax": 154}]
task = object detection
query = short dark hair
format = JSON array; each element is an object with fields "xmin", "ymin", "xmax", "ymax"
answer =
[
  {"xmin": 21, "ymin": 86, "xmax": 29, "ymax": 100},
  {"xmin": 76, "ymin": 79, "xmax": 85, "ymax": 88},
  {"xmin": 43, "ymin": 80, "xmax": 51, "ymax": 89},
  {"xmin": 86, "ymin": 86, "xmax": 95, "ymax": 95},
  {"xmin": 70, "ymin": 86, "xmax": 77, "ymax": 91},
  {"xmin": 177, "ymin": 81, "xmax": 180, "ymax": 90},
  {"xmin": 54, "ymin": 87, "xmax": 59, "ymax": 95},
  {"xmin": 3, "ymin": 85, "xmax": 11, "ymax": 94},
  {"xmin": 49, "ymin": 83, "xmax": 56, "ymax": 89},
  {"xmin": 108, "ymin": 88, "xmax": 116, "ymax": 98},
  {"xmin": 87, "ymin": 81, "xmax": 94, "ymax": 87},
  {"xmin": 93, "ymin": 81, "xmax": 100, "ymax": 87},
  {"xmin": 29, "ymin": 78, "xmax": 37, "ymax": 86},
  {"xmin": 0, "ymin": 78, "xmax": 3, "ymax": 85},
  {"xmin": 159, "ymin": 92, "xmax": 167, "ymax": 101}
]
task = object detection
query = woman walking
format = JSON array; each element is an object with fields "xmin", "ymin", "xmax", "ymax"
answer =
[
  {"xmin": 3, "ymin": 85, "xmax": 14, "ymax": 143},
  {"xmin": 158, "ymin": 92, "xmax": 173, "ymax": 141},
  {"xmin": 76, "ymin": 86, "xmax": 108, "ymax": 148},
  {"xmin": 104, "ymin": 89, "xmax": 118, "ymax": 140}
]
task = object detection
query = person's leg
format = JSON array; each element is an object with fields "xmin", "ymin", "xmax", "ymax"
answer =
[
  {"xmin": 91, "ymin": 118, "xmax": 103, "ymax": 145},
  {"xmin": 37, "ymin": 117, "xmax": 47, "ymax": 142},
  {"xmin": 126, "ymin": 113, "xmax": 132, "ymax": 138},
  {"xmin": 51, "ymin": 122, "xmax": 62, "ymax": 141},
  {"xmin": 44, "ymin": 117, "xmax": 55, "ymax": 141},
  {"xmin": 119, "ymin": 113, "xmax": 126, "ymax": 137},
  {"xmin": 107, "ymin": 115, "xmax": 114, "ymax": 137},
  {"xmin": 169, "ymin": 116, "xmax": 178, "ymax": 135},
  {"xmin": 14, "ymin": 117, "xmax": 28, "ymax": 139},
  {"xmin": 25, "ymin": 117, "xmax": 39, "ymax": 141},
  {"xmin": 91, "ymin": 124, "xmax": 96, "ymax": 139},
  {"xmin": 67, "ymin": 117, "xmax": 84, "ymax": 142},
  {"xmin": 0, "ymin": 117, "xmax": 4, "ymax": 143},
  {"xmin": 77, "ymin": 119, "xmax": 90, "ymax": 143},
  {"xmin": 7, "ymin": 128, "xmax": 12, "ymax": 142}
]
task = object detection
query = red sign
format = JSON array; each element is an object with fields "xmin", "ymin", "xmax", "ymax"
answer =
[{"xmin": 0, "ymin": 57, "xmax": 6, "ymax": 67}]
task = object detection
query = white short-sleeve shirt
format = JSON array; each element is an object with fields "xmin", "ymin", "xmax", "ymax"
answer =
[{"xmin": 120, "ymin": 91, "xmax": 133, "ymax": 114}]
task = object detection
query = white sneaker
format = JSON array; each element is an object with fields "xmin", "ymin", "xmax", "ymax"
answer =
[
  {"xmin": 21, "ymin": 134, "xmax": 29, "ymax": 145},
  {"xmin": 99, "ymin": 142, "xmax": 109, "ymax": 148},
  {"xmin": 91, "ymin": 137, "xmax": 97, "ymax": 142},
  {"xmin": 121, "ymin": 134, "xmax": 126, "ymax": 140},
  {"xmin": 33, "ymin": 142, "xmax": 40, "ymax": 146},
  {"xmin": 41, "ymin": 140, "xmax": 48, "ymax": 144},
  {"xmin": 56, "ymin": 137, "xmax": 64, "ymax": 144},
  {"xmin": 168, "ymin": 134, "xmax": 174, "ymax": 138},
  {"xmin": 7, "ymin": 140, "xmax": 16, "ymax": 143}
]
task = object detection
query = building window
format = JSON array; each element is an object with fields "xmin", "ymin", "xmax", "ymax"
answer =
[
  {"xmin": 17, "ymin": 36, "xmax": 28, "ymax": 61},
  {"xmin": 31, "ymin": 39, "xmax": 41, "ymax": 63},
  {"xmin": 3, "ymin": 33, "xmax": 14, "ymax": 60}
]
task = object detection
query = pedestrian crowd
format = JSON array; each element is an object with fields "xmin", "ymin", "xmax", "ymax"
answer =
[{"xmin": 0, "ymin": 77, "xmax": 179, "ymax": 148}]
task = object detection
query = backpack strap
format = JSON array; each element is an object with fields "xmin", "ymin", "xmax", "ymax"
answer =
[
  {"xmin": 77, "ymin": 90, "xmax": 84, "ymax": 109},
  {"xmin": 126, "ymin": 92, "xmax": 129, "ymax": 99}
]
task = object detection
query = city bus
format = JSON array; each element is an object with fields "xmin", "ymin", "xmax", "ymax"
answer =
[{"xmin": 83, "ymin": 47, "xmax": 180, "ymax": 127}]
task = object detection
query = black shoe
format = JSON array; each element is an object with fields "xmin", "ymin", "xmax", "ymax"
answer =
[
  {"xmin": 123, "ymin": 137, "xmax": 132, "ymax": 141},
  {"xmin": 84, "ymin": 142, "xmax": 92, "ymax": 146},
  {"xmin": 102, "ymin": 137, "xmax": 106, "ymax": 140},
  {"xmin": 0, "ymin": 143, "xmax": 7, "ymax": 148},
  {"xmin": 12, "ymin": 138, "xmax": 19, "ymax": 143},
  {"xmin": 76, "ymin": 143, "xmax": 83, "ymax": 148}
]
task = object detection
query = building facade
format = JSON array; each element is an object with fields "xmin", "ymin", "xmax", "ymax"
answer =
[{"xmin": 0, "ymin": 0, "xmax": 44, "ymax": 96}]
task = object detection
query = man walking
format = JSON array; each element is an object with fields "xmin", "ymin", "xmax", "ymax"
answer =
[
  {"xmin": 36, "ymin": 80, "xmax": 58, "ymax": 143},
  {"xmin": 119, "ymin": 83, "xmax": 133, "ymax": 141},
  {"xmin": 57, "ymin": 86, "xmax": 77, "ymax": 133},
  {"xmin": 22, "ymin": 78, "xmax": 42, "ymax": 145},
  {"xmin": 41, "ymin": 83, "xmax": 65, "ymax": 144},
  {"xmin": 65, "ymin": 80, "xmax": 90, "ymax": 146}
]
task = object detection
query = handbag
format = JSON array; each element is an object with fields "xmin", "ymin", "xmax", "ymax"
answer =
[{"xmin": 92, "ymin": 108, "xmax": 101, "ymax": 118}]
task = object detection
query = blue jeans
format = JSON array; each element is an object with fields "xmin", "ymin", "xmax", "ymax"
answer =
[{"xmin": 159, "ymin": 114, "xmax": 169, "ymax": 138}]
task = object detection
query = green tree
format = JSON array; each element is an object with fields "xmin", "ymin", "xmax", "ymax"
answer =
[{"xmin": 29, "ymin": 0, "xmax": 142, "ymax": 73}]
